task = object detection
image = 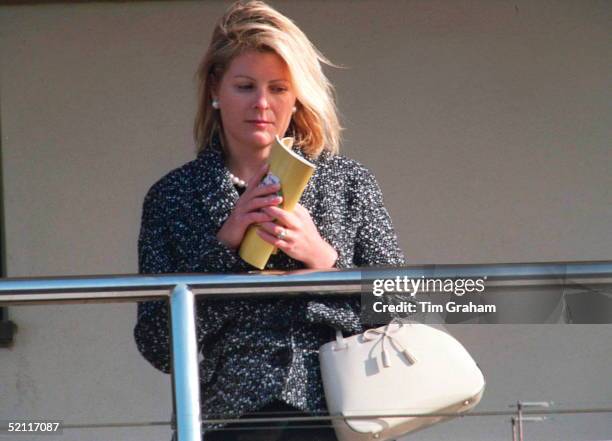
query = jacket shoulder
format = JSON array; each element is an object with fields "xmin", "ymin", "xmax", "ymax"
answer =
[
  {"xmin": 316, "ymin": 151, "xmax": 378, "ymax": 188},
  {"xmin": 143, "ymin": 157, "xmax": 202, "ymax": 204}
]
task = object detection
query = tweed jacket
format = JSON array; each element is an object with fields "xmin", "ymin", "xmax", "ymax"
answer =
[{"xmin": 133, "ymin": 138, "xmax": 406, "ymax": 425}]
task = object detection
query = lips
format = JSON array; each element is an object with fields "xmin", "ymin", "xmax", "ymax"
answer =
[{"xmin": 247, "ymin": 120, "xmax": 273, "ymax": 129}]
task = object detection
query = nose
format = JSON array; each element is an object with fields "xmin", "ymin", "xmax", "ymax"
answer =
[{"xmin": 253, "ymin": 87, "xmax": 270, "ymax": 110}]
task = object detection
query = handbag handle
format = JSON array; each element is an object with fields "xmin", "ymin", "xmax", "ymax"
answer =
[{"xmin": 332, "ymin": 329, "xmax": 348, "ymax": 351}]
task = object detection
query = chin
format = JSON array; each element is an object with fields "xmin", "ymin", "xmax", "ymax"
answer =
[{"xmin": 249, "ymin": 132, "xmax": 275, "ymax": 148}]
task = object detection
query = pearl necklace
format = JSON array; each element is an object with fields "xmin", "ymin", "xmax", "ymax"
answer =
[{"xmin": 228, "ymin": 172, "xmax": 247, "ymax": 188}]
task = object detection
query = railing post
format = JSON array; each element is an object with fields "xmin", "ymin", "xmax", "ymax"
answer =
[{"xmin": 170, "ymin": 284, "xmax": 202, "ymax": 441}]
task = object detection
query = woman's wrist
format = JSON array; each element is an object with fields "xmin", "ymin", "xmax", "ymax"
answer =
[
  {"xmin": 305, "ymin": 241, "xmax": 338, "ymax": 269},
  {"xmin": 216, "ymin": 221, "xmax": 239, "ymax": 251}
]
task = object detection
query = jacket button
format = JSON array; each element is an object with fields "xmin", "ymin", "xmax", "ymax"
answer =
[{"xmin": 272, "ymin": 348, "xmax": 293, "ymax": 366}]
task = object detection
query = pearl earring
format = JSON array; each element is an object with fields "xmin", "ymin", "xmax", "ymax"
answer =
[
  {"xmin": 212, "ymin": 99, "xmax": 220, "ymax": 109},
  {"xmin": 292, "ymin": 106, "xmax": 297, "ymax": 114}
]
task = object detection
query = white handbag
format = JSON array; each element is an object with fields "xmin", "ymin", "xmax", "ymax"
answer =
[{"xmin": 319, "ymin": 322, "xmax": 485, "ymax": 441}]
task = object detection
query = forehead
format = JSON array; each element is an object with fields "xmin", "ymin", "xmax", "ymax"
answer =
[{"xmin": 224, "ymin": 50, "xmax": 290, "ymax": 81}]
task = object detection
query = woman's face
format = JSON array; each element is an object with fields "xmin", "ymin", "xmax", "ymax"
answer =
[{"xmin": 214, "ymin": 50, "xmax": 297, "ymax": 153}]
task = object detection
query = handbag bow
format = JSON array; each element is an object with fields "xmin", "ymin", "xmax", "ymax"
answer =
[{"xmin": 363, "ymin": 324, "xmax": 417, "ymax": 368}]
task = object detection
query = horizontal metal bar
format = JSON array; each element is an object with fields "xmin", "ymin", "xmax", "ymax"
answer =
[
  {"xmin": 0, "ymin": 269, "xmax": 362, "ymax": 294},
  {"xmin": 61, "ymin": 421, "xmax": 172, "ymax": 430},
  {"xmin": 52, "ymin": 406, "xmax": 612, "ymax": 430},
  {"xmin": 0, "ymin": 262, "xmax": 610, "ymax": 305},
  {"xmin": 201, "ymin": 406, "xmax": 612, "ymax": 425}
]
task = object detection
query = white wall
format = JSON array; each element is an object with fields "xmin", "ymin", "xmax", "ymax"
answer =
[{"xmin": 0, "ymin": 1, "xmax": 610, "ymax": 440}]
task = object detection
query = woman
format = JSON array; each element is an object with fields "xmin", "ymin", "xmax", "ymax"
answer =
[{"xmin": 134, "ymin": 1, "xmax": 405, "ymax": 440}]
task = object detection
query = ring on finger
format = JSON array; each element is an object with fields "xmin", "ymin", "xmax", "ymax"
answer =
[{"xmin": 276, "ymin": 227, "xmax": 287, "ymax": 240}]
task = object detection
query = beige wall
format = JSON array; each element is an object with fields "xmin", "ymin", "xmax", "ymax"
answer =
[{"xmin": 0, "ymin": 1, "xmax": 610, "ymax": 440}]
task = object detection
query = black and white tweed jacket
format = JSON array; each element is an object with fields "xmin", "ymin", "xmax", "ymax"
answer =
[{"xmin": 134, "ymin": 138, "xmax": 406, "ymax": 425}]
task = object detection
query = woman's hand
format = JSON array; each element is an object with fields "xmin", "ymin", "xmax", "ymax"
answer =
[
  {"xmin": 257, "ymin": 203, "xmax": 338, "ymax": 269},
  {"xmin": 216, "ymin": 164, "xmax": 283, "ymax": 250}
]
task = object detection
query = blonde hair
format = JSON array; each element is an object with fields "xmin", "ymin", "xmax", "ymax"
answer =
[{"xmin": 194, "ymin": 0, "xmax": 342, "ymax": 156}]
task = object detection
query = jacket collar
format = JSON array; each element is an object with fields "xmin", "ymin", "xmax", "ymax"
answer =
[{"xmin": 195, "ymin": 136, "xmax": 240, "ymax": 226}]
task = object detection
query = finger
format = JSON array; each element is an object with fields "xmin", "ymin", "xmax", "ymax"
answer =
[
  {"xmin": 238, "ymin": 211, "xmax": 274, "ymax": 228},
  {"xmin": 235, "ymin": 182, "xmax": 280, "ymax": 214},
  {"xmin": 256, "ymin": 227, "xmax": 289, "ymax": 250},
  {"xmin": 249, "ymin": 181, "xmax": 281, "ymax": 198},
  {"xmin": 245, "ymin": 163, "xmax": 270, "ymax": 190},
  {"xmin": 244, "ymin": 194, "xmax": 283, "ymax": 212},
  {"xmin": 262, "ymin": 206, "xmax": 297, "ymax": 228},
  {"xmin": 258, "ymin": 222, "xmax": 290, "ymax": 241}
]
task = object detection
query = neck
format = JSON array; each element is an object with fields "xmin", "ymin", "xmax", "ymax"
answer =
[{"xmin": 222, "ymin": 136, "xmax": 271, "ymax": 182}]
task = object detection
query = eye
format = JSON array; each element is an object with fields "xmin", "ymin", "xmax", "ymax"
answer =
[
  {"xmin": 236, "ymin": 84, "xmax": 253, "ymax": 91},
  {"xmin": 271, "ymin": 86, "xmax": 288, "ymax": 93}
]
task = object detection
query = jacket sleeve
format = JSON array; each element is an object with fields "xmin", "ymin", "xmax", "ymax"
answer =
[
  {"xmin": 133, "ymin": 183, "xmax": 235, "ymax": 375},
  {"xmin": 131, "ymin": 183, "xmax": 176, "ymax": 373},
  {"xmin": 306, "ymin": 167, "xmax": 406, "ymax": 333},
  {"xmin": 352, "ymin": 168, "xmax": 406, "ymax": 268}
]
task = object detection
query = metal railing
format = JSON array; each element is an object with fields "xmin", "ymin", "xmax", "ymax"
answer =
[{"xmin": 1, "ymin": 261, "xmax": 611, "ymax": 441}]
